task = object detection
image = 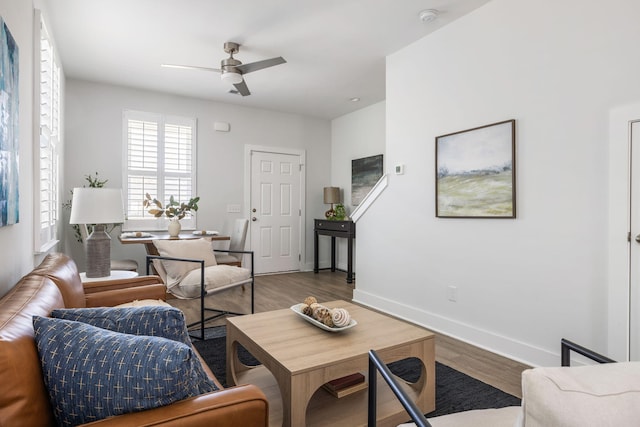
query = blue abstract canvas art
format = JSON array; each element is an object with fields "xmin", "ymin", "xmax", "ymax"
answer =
[{"xmin": 0, "ymin": 17, "xmax": 19, "ymax": 226}]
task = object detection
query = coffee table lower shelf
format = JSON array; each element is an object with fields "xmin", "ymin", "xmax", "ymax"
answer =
[{"xmin": 236, "ymin": 365, "xmax": 422, "ymax": 427}]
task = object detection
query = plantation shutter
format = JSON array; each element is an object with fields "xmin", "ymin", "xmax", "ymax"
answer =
[
  {"xmin": 123, "ymin": 111, "xmax": 196, "ymax": 230},
  {"xmin": 164, "ymin": 123, "xmax": 193, "ymax": 204},
  {"xmin": 35, "ymin": 11, "xmax": 61, "ymax": 253}
]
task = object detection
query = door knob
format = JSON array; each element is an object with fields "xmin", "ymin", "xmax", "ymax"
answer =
[
  {"xmin": 636, "ymin": 234, "xmax": 640, "ymax": 243},
  {"xmin": 252, "ymin": 217, "xmax": 257, "ymax": 221}
]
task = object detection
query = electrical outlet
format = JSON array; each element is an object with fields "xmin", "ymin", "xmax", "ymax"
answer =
[
  {"xmin": 227, "ymin": 204, "xmax": 241, "ymax": 213},
  {"xmin": 447, "ymin": 286, "xmax": 458, "ymax": 302}
]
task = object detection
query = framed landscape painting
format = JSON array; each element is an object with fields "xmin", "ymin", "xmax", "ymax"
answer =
[
  {"xmin": 0, "ymin": 17, "xmax": 19, "ymax": 227},
  {"xmin": 352, "ymin": 154, "xmax": 383, "ymax": 205},
  {"xmin": 436, "ymin": 120, "xmax": 516, "ymax": 218}
]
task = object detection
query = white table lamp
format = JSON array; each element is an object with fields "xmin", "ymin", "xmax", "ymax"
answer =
[{"xmin": 69, "ymin": 188, "xmax": 125, "ymax": 278}]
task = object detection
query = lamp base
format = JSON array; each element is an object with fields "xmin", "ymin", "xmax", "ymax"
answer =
[
  {"xmin": 325, "ymin": 207, "xmax": 336, "ymax": 219},
  {"xmin": 85, "ymin": 224, "xmax": 111, "ymax": 278}
]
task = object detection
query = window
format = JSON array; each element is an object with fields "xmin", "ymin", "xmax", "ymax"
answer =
[
  {"xmin": 123, "ymin": 110, "xmax": 197, "ymax": 231},
  {"xmin": 34, "ymin": 10, "xmax": 61, "ymax": 253}
]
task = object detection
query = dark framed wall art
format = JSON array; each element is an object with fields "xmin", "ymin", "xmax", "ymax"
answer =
[
  {"xmin": 435, "ymin": 119, "xmax": 516, "ymax": 218},
  {"xmin": 352, "ymin": 154, "xmax": 383, "ymax": 205}
]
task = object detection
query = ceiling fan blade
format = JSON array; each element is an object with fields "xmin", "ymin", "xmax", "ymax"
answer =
[
  {"xmin": 235, "ymin": 57, "xmax": 286, "ymax": 74},
  {"xmin": 233, "ymin": 80, "xmax": 251, "ymax": 96},
  {"xmin": 161, "ymin": 64, "xmax": 222, "ymax": 73}
]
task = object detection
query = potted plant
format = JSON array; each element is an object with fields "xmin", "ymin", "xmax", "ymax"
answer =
[
  {"xmin": 334, "ymin": 204, "xmax": 347, "ymax": 221},
  {"xmin": 143, "ymin": 194, "xmax": 200, "ymax": 236}
]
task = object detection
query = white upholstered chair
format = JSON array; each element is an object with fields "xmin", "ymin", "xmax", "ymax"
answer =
[
  {"xmin": 146, "ymin": 238, "xmax": 254, "ymax": 340},
  {"xmin": 382, "ymin": 340, "xmax": 638, "ymax": 427},
  {"xmin": 215, "ymin": 218, "xmax": 249, "ymax": 266}
]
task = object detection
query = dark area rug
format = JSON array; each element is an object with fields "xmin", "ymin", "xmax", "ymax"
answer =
[{"xmin": 193, "ymin": 329, "xmax": 520, "ymax": 419}]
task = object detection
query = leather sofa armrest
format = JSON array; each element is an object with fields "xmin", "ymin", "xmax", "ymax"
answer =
[
  {"xmin": 83, "ymin": 276, "xmax": 167, "ymax": 307},
  {"xmin": 82, "ymin": 275, "xmax": 164, "ymax": 294},
  {"xmin": 80, "ymin": 384, "xmax": 268, "ymax": 427},
  {"xmin": 84, "ymin": 284, "xmax": 167, "ymax": 307}
]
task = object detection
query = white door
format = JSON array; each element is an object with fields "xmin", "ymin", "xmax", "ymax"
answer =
[
  {"xmin": 629, "ymin": 120, "xmax": 640, "ymax": 360},
  {"xmin": 250, "ymin": 150, "xmax": 302, "ymax": 274}
]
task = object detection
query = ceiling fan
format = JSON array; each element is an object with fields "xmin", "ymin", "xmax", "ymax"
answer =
[{"xmin": 162, "ymin": 42, "xmax": 286, "ymax": 96}]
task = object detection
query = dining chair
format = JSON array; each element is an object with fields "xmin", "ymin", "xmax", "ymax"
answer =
[{"xmin": 215, "ymin": 218, "xmax": 249, "ymax": 266}]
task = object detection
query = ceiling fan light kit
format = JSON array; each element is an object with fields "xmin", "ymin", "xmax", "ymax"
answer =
[
  {"xmin": 221, "ymin": 71, "xmax": 243, "ymax": 85},
  {"xmin": 164, "ymin": 41, "xmax": 286, "ymax": 97}
]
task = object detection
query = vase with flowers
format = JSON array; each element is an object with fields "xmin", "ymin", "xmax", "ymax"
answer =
[{"xmin": 143, "ymin": 193, "xmax": 200, "ymax": 237}]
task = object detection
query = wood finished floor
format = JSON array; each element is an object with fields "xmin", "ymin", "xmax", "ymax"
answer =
[{"xmin": 168, "ymin": 270, "xmax": 529, "ymax": 398}]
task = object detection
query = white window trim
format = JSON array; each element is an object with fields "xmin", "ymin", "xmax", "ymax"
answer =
[
  {"xmin": 122, "ymin": 110, "xmax": 197, "ymax": 231},
  {"xmin": 33, "ymin": 9, "xmax": 61, "ymax": 254}
]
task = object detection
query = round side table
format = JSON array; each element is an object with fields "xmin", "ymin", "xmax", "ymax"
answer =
[{"xmin": 80, "ymin": 270, "xmax": 139, "ymax": 283}]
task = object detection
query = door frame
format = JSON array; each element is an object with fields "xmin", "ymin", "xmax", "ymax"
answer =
[
  {"xmin": 608, "ymin": 102, "xmax": 640, "ymax": 361},
  {"xmin": 244, "ymin": 144, "xmax": 306, "ymax": 272},
  {"xmin": 628, "ymin": 120, "xmax": 640, "ymax": 360}
]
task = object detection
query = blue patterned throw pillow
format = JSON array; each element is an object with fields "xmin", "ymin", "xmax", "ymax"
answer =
[
  {"xmin": 50, "ymin": 306, "xmax": 191, "ymax": 346},
  {"xmin": 33, "ymin": 316, "xmax": 217, "ymax": 426}
]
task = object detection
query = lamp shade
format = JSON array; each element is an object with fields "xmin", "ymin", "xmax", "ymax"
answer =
[
  {"xmin": 70, "ymin": 188, "xmax": 125, "ymax": 225},
  {"xmin": 323, "ymin": 187, "xmax": 340, "ymax": 204}
]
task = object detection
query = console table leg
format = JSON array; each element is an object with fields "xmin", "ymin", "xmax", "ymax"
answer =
[
  {"xmin": 347, "ymin": 236, "xmax": 354, "ymax": 284},
  {"xmin": 330, "ymin": 236, "xmax": 336, "ymax": 272},
  {"xmin": 313, "ymin": 231, "xmax": 319, "ymax": 273}
]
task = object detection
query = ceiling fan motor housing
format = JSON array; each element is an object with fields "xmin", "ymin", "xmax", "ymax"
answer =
[
  {"xmin": 220, "ymin": 56, "xmax": 243, "ymax": 84},
  {"xmin": 221, "ymin": 57, "xmax": 242, "ymax": 73},
  {"xmin": 220, "ymin": 56, "xmax": 243, "ymax": 85}
]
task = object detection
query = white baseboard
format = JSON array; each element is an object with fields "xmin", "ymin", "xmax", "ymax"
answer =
[{"xmin": 353, "ymin": 289, "xmax": 559, "ymax": 368}]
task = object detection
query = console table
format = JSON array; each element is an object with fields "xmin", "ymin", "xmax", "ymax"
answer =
[{"xmin": 314, "ymin": 219, "xmax": 355, "ymax": 283}]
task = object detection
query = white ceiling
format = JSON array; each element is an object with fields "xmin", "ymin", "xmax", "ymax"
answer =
[{"xmin": 44, "ymin": 0, "xmax": 490, "ymax": 120}]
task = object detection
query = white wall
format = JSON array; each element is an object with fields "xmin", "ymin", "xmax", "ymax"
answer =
[
  {"xmin": 328, "ymin": 101, "xmax": 385, "ymax": 270},
  {"xmin": 0, "ymin": 0, "xmax": 39, "ymax": 296},
  {"xmin": 353, "ymin": 0, "xmax": 640, "ymax": 367},
  {"xmin": 64, "ymin": 80, "xmax": 331, "ymax": 272}
]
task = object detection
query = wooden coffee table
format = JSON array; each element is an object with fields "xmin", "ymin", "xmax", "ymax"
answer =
[{"xmin": 226, "ymin": 300, "xmax": 435, "ymax": 427}]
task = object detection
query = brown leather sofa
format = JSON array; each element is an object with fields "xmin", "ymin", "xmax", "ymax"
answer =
[{"xmin": 0, "ymin": 253, "xmax": 268, "ymax": 426}]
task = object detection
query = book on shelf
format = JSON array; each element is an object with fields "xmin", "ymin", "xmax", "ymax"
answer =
[{"xmin": 323, "ymin": 372, "xmax": 366, "ymax": 398}]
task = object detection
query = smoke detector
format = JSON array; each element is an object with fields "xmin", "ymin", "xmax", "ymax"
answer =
[{"xmin": 419, "ymin": 9, "xmax": 439, "ymax": 23}]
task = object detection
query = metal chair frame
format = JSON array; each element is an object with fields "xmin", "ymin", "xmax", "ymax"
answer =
[
  {"xmin": 367, "ymin": 349, "xmax": 432, "ymax": 427},
  {"xmin": 146, "ymin": 249, "xmax": 254, "ymax": 340},
  {"xmin": 560, "ymin": 338, "xmax": 616, "ymax": 366}
]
